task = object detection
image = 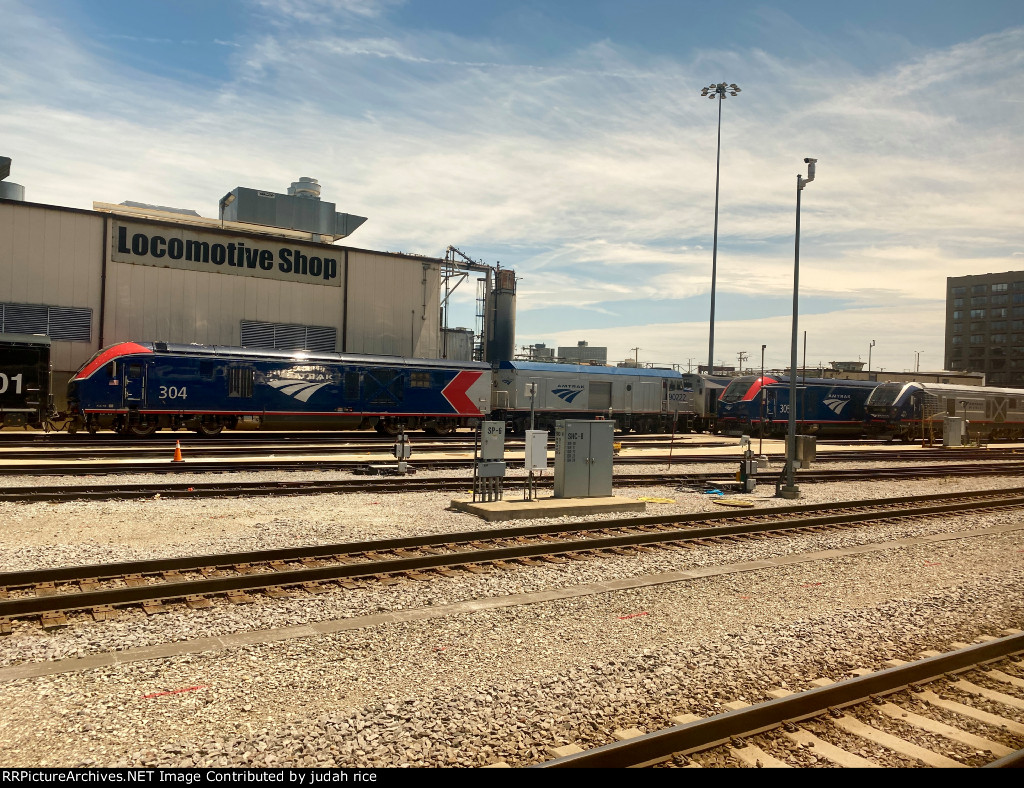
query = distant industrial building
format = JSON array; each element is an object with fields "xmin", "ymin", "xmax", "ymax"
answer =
[
  {"xmin": 945, "ymin": 271, "xmax": 1024, "ymax": 388},
  {"xmin": 557, "ymin": 341, "xmax": 607, "ymax": 365}
]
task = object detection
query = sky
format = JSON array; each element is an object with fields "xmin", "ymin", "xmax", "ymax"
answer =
[{"xmin": 2, "ymin": 1, "xmax": 1023, "ymax": 374}]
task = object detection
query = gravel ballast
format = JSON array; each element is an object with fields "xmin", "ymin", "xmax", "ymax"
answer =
[{"xmin": 0, "ymin": 461, "xmax": 1022, "ymax": 767}]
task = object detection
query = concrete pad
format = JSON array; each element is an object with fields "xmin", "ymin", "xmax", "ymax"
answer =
[{"xmin": 448, "ymin": 495, "xmax": 646, "ymax": 522}]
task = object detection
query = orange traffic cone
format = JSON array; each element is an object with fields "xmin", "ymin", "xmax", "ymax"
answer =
[{"xmin": 172, "ymin": 440, "xmax": 183, "ymax": 463}]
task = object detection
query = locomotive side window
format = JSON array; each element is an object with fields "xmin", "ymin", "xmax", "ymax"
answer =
[
  {"xmin": 409, "ymin": 372, "xmax": 431, "ymax": 388},
  {"xmin": 200, "ymin": 361, "xmax": 215, "ymax": 379},
  {"xmin": 106, "ymin": 361, "xmax": 117, "ymax": 377},
  {"xmin": 127, "ymin": 364, "xmax": 143, "ymax": 380},
  {"xmin": 228, "ymin": 367, "xmax": 254, "ymax": 398}
]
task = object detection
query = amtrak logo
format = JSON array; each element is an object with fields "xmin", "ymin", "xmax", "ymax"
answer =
[
  {"xmin": 823, "ymin": 397, "xmax": 849, "ymax": 415},
  {"xmin": 267, "ymin": 379, "xmax": 330, "ymax": 403},
  {"xmin": 552, "ymin": 386, "xmax": 584, "ymax": 403}
]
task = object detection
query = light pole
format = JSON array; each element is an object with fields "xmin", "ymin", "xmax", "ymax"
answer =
[
  {"xmin": 700, "ymin": 81, "xmax": 741, "ymax": 378},
  {"xmin": 630, "ymin": 347, "xmax": 641, "ymax": 367},
  {"xmin": 914, "ymin": 351, "xmax": 922, "ymax": 374},
  {"xmin": 868, "ymin": 340, "xmax": 875, "ymax": 374},
  {"xmin": 758, "ymin": 343, "xmax": 766, "ymax": 455},
  {"xmin": 779, "ymin": 157, "xmax": 817, "ymax": 500}
]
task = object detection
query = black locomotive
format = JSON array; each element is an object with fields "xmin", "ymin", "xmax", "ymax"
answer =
[{"xmin": 0, "ymin": 333, "xmax": 51, "ymax": 429}]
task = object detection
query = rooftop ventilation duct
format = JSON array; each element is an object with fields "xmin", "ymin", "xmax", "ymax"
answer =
[
  {"xmin": 218, "ymin": 177, "xmax": 367, "ymax": 241},
  {"xmin": 0, "ymin": 156, "xmax": 26, "ymax": 202}
]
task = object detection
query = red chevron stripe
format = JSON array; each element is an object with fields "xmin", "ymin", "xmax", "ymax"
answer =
[{"xmin": 441, "ymin": 371, "xmax": 485, "ymax": 415}]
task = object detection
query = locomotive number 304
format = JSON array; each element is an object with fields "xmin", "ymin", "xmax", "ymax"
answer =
[
  {"xmin": 0, "ymin": 372, "xmax": 23, "ymax": 395},
  {"xmin": 158, "ymin": 386, "xmax": 188, "ymax": 400}
]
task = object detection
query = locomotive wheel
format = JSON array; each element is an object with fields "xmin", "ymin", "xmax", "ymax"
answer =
[
  {"xmin": 375, "ymin": 420, "xmax": 402, "ymax": 437},
  {"xmin": 425, "ymin": 421, "xmax": 455, "ymax": 436},
  {"xmin": 126, "ymin": 421, "xmax": 158, "ymax": 437},
  {"xmin": 192, "ymin": 420, "xmax": 223, "ymax": 437}
]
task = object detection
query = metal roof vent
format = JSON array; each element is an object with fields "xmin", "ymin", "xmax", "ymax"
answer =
[
  {"xmin": 0, "ymin": 156, "xmax": 26, "ymax": 202},
  {"xmin": 219, "ymin": 177, "xmax": 367, "ymax": 241},
  {"xmin": 288, "ymin": 177, "xmax": 321, "ymax": 199}
]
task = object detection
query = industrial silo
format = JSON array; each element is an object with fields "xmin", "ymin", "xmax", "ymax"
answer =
[{"xmin": 485, "ymin": 267, "xmax": 517, "ymax": 363}]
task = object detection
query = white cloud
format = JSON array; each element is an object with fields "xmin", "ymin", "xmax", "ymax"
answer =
[{"xmin": 1, "ymin": 1, "xmax": 1021, "ymax": 370}]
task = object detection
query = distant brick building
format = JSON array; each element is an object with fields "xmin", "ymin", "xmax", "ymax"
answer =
[{"xmin": 945, "ymin": 270, "xmax": 1024, "ymax": 388}]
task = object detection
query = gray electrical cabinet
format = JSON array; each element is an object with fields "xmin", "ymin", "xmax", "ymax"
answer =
[
  {"xmin": 480, "ymin": 421, "xmax": 506, "ymax": 460},
  {"xmin": 554, "ymin": 420, "xmax": 615, "ymax": 498},
  {"xmin": 943, "ymin": 416, "xmax": 965, "ymax": 447}
]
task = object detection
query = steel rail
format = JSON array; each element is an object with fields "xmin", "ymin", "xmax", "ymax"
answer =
[
  {"xmin": 535, "ymin": 632, "xmax": 1024, "ymax": 768},
  {"xmin": 3, "ymin": 455, "xmax": 1024, "ymax": 480},
  {"xmin": 3, "ymin": 485, "xmax": 1020, "ymax": 588},
  {"xmin": 3, "ymin": 462, "xmax": 1024, "ymax": 502},
  {"xmin": 3, "ymin": 490, "xmax": 1024, "ymax": 620}
]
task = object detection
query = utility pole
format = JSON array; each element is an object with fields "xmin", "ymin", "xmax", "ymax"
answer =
[{"xmin": 737, "ymin": 351, "xmax": 748, "ymax": 374}]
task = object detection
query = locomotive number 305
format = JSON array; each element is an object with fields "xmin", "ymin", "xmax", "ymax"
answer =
[{"xmin": 0, "ymin": 372, "xmax": 23, "ymax": 395}]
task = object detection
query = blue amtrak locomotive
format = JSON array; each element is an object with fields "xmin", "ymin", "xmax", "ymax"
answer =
[
  {"xmin": 716, "ymin": 375, "xmax": 881, "ymax": 437},
  {"xmin": 66, "ymin": 341, "xmax": 492, "ymax": 436}
]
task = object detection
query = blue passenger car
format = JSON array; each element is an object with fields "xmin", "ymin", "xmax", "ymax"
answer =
[{"xmin": 67, "ymin": 341, "xmax": 492, "ymax": 436}]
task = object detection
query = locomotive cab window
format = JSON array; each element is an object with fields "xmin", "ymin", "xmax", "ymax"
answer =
[
  {"xmin": 228, "ymin": 367, "xmax": 254, "ymax": 398},
  {"xmin": 127, "ymin": 364, "xmax": 143, "ymax": 380}
]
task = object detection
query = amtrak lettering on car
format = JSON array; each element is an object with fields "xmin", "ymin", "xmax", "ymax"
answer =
[{"xmin": 111, "ymin": 223, "xmax": 341, "ymax": 286}]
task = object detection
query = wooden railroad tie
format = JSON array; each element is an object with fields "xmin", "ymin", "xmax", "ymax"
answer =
[
  {"xmin": 40, "ymin": 611, "xmax": 68, "ymax": 628},
  {"xmin": 142, "ymin": 600, "xmax": 169, "ymax": 615},
  {"xmin": 185, "ymin": 595, "xmax": 213, "ymax": 609},
  {"xmin": 91, "ymin": 605, "xmax": 118, "ymax": 621},
  {"xmin": 34, "ymin": 581, "xmax": 56, "ymax": 597}
]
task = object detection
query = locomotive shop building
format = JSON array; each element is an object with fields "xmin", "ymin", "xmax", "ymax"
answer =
[{"xmin": 0, "ymin": 174, "xmax": 504, "ymax": 409}]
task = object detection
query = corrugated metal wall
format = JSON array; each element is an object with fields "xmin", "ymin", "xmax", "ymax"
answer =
[
  {"xmin": 346, "ymin": 250, "xmax": 440, "ymax": 358},
  {"xmin": 0, "ymin": 202, "xmax": 104, "ymax": 382},
  {"xmin": 103, "ymin": 261, "xmax": 345, "ymax": 347},
  {"xmin": 0, "ymin": 201, "xmax": 445, "ymax": 409}
]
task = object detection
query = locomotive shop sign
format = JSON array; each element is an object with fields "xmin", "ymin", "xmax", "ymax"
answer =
[{"xmin": 110, "ymin": 221, "xmax": 342, "ymax": 287}]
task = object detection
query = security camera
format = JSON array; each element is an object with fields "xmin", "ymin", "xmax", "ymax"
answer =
[{"xmin": 804, "ymin": 158, "xmax": 817, "ymax": 164}]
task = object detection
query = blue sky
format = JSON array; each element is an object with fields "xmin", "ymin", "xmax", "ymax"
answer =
[{"xmin": 2, "ymin": 1, "xmax": 1023, "ymax": 373}]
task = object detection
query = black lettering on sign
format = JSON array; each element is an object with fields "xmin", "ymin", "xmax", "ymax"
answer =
[{"xmin": 115, "ymin": 225, "xmax": 342, "ymax": 284}]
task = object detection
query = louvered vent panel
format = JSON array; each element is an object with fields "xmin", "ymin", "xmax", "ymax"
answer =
[
  {"xmin": 0, "ymin": 302, "xmax": 92, "ymax": 341},
  {"xmin": 240, "ymin": 321, "xmax": 277, "ymax": 349},
  {"xmin": 305, "ymin": 326, "xmax": 337, "ymax": 352},
  {"xmin": 47, "ymin": 307, "xmax": 92, "ymax": 342},
  {"xmin": 240, "ymin": 320, "xmax": 336, "ymax": 352}
]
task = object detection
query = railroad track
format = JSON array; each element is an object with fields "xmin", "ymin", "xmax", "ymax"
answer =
[
  {"xmin": 533, "ymin": 632, "xmax": 1024, "ymax": 768},
  {"xmin": 0, "ymin": 433, "xmax": 730, "ymax": 456},
  {"xmin": 2, "ymin": 462, "xmax": 1024, "ymax": 502},
  {"xmin": 2, "ymin": 450, "xmax": 1023, "ymax": 478},
  {"xmin": 3, "ymin": 487, "xmax": 1023, "ymax": 630}
]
